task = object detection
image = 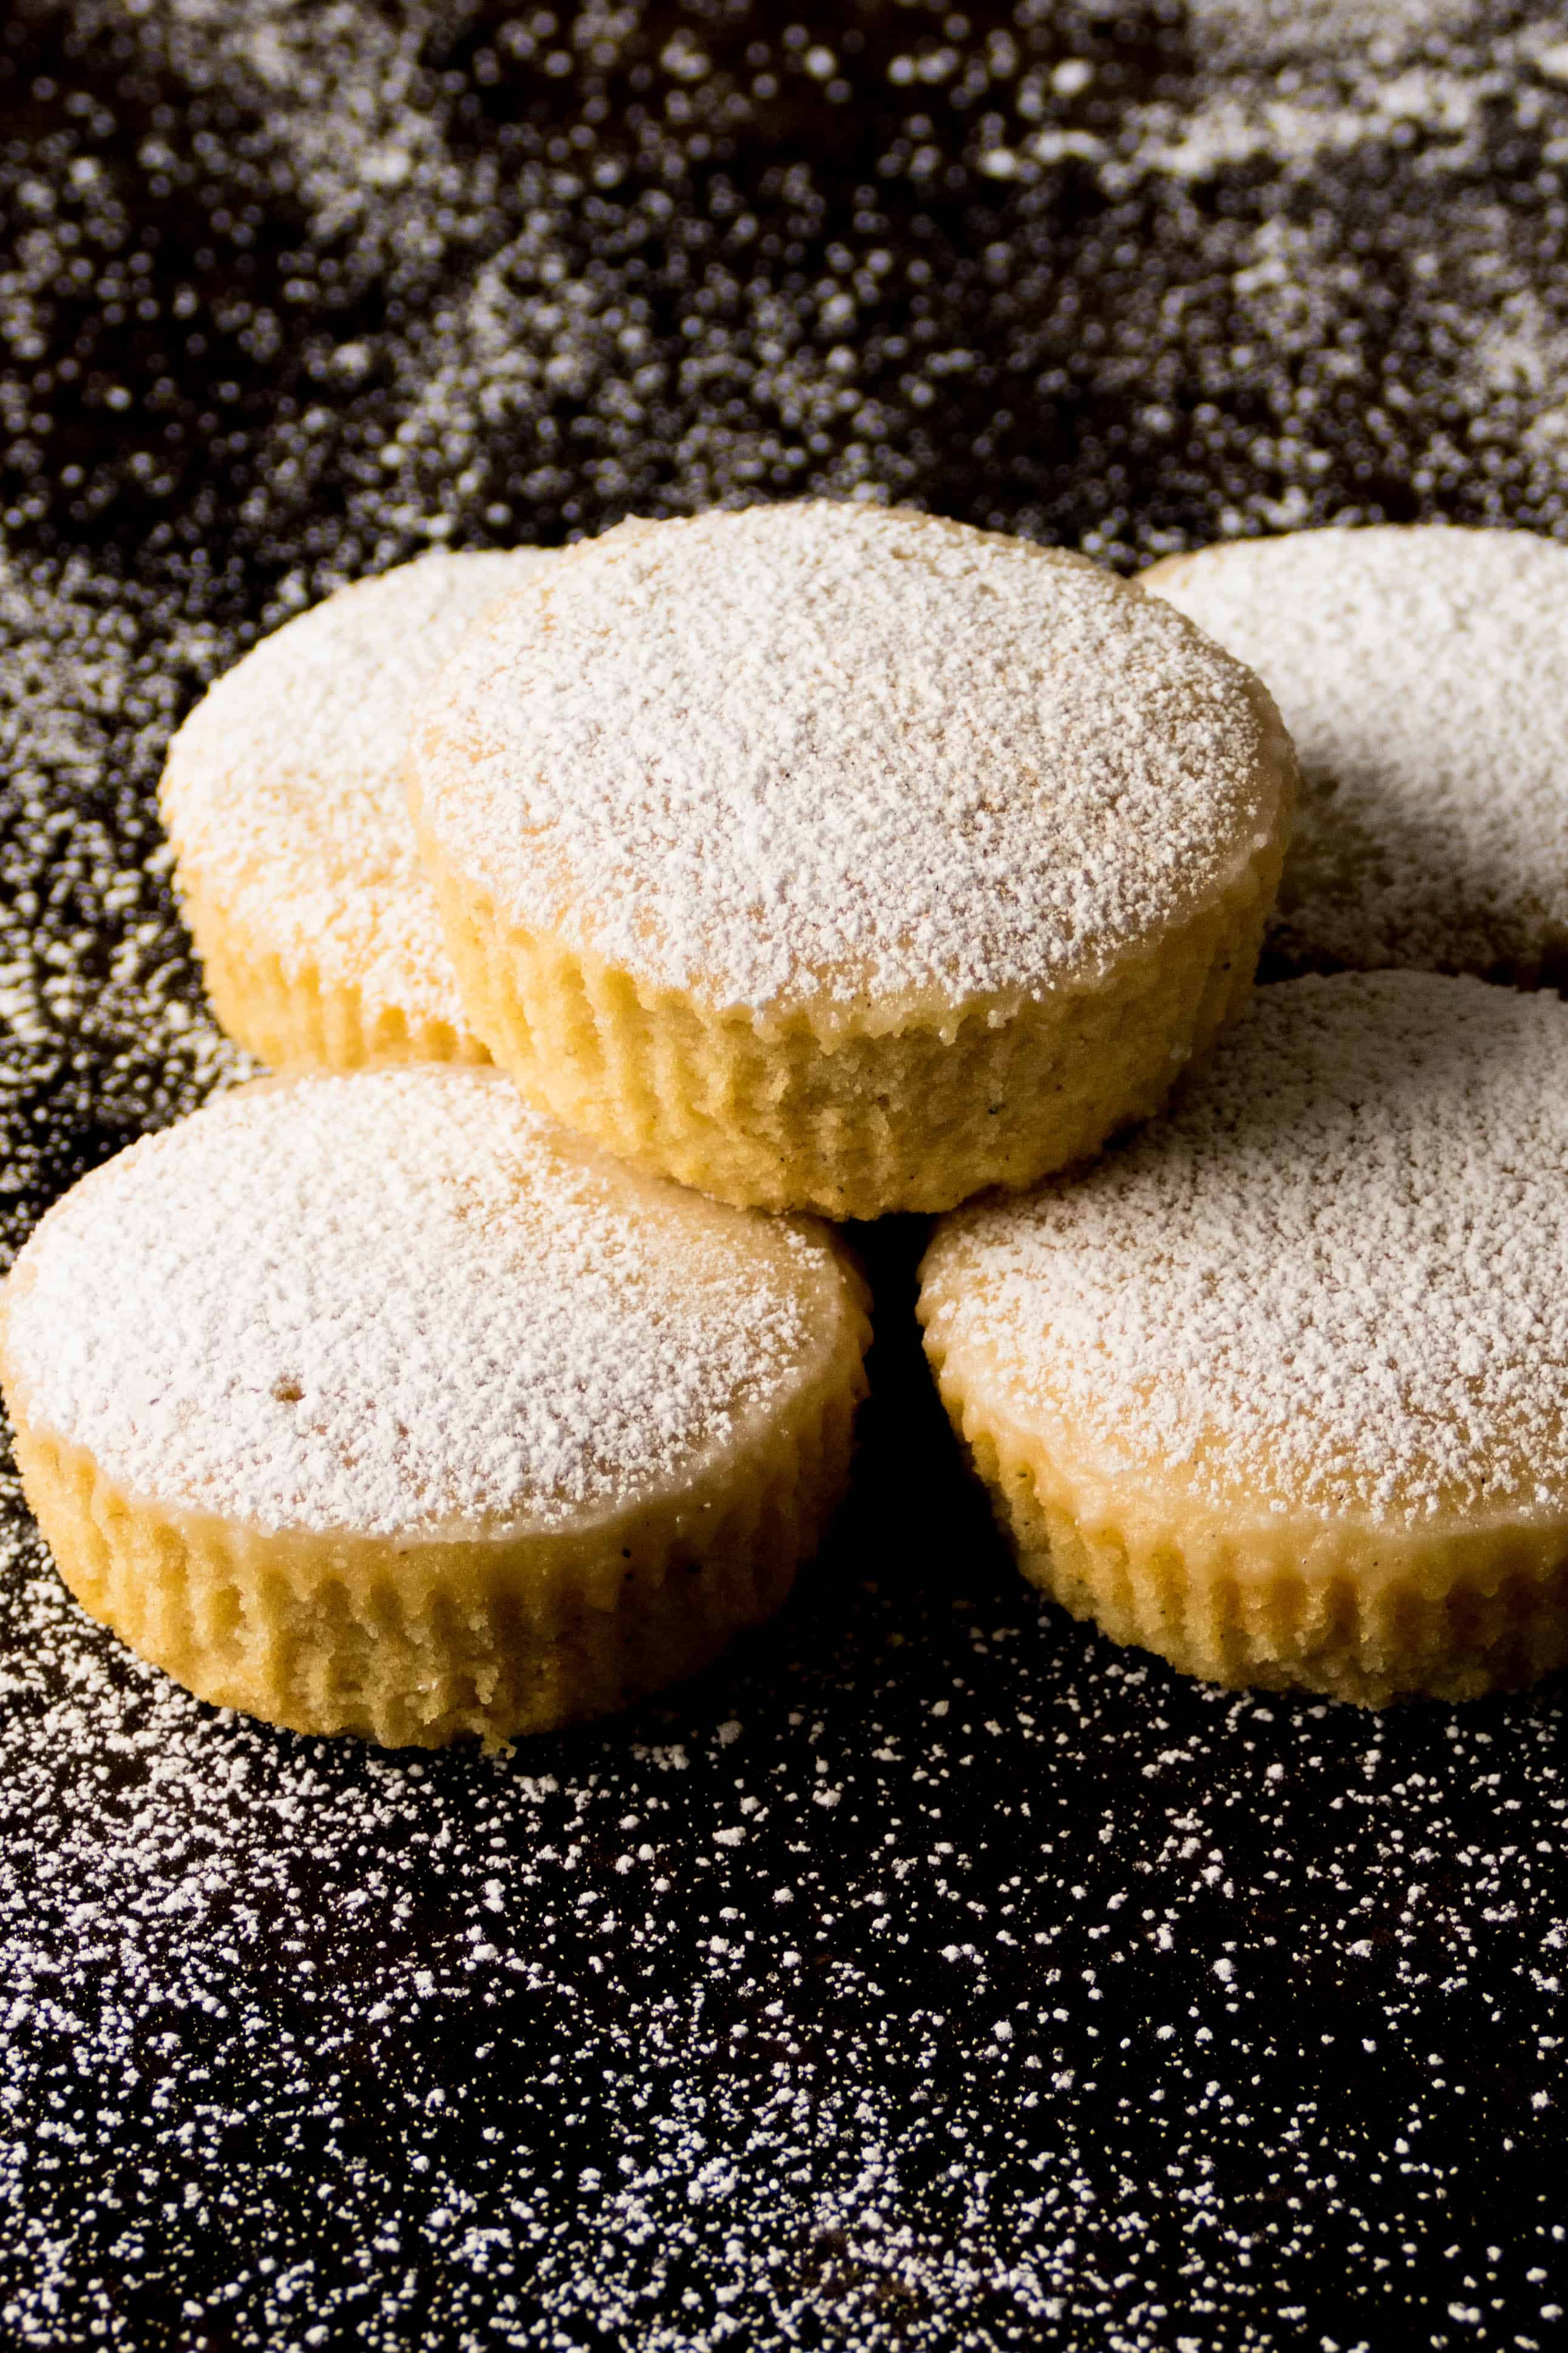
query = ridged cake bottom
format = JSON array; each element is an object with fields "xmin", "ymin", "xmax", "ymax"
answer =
[
  {"xmin": 10, "ymin": 1343, "xmax": 865, "ymax": 1749},
  {"xmin": 928, "ymin": 1361, "xmax": 1568, "ymax": 1708},
  {"xmin": 422, "ymin": 840, "xmax": 1282, "ymax": 1218},
  {"xmin": 183, "ymin": 884, "xmax": 488, "ymax": 1069}
]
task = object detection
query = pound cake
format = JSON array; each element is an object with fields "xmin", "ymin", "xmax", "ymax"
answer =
[
  {"xmin": 920, "ymin": 972, "xmax": 1568, "ymax": 1706},
  {"xmin": 0, "ymin": 1068, "xmax": 869, "ymax": 1748},
  {"xmin": 160, "ymin": 548, "xmax": 554, "ymax": 1068},
  {"xmin": 1142, "ymin": 525, "xmax": 1568, "ymax": 984},
  {"xmin": 410, "ymin": 502, "xmax": 1297, "ymax": 1217}
]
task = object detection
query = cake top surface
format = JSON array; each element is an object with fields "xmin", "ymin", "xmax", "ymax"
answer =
[
  {"xmin": 1142, "ymin": 525, "xmax": 1568, "ymax": 981},
  {"xmin": 413, "ymin": 503, "xmax": 1291, "ymax": 1026},
  {"xmin": 160, "ymin": 549, "xmax": 549, "ymax": 1029},
  {"xmin": 921, "ymin": 972, "xmax": 1568, "ymax": 1528},
  {"xmin": 3, "ymin": 1069, "xmax": 851, "ymax": 1541}
]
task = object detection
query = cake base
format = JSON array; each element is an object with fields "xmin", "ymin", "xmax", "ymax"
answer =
[
  {"xmin": 183, "ymin": 884, "xmax": 489, "ymax": 1070},
  {"xmin": 10, "ymin": 1333, "xmax": 865, "ymax": 1749},
  {"xmin": 924, "ymin": 1356, "xmax": 1568, "ymax": 1708},
  {"xmin": 423, "ymin": 842, "xmax": 1281, "ymax": 1219}
]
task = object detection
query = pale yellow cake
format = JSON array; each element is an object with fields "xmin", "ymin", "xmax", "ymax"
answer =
[
  {"xmin": 410, "ymin": 503, "xmax": 1297, "ymax": 1217},
  {"xmin": 0, "ymin": 1068, "xmax": 869, "ymax": 1748},
  {"xmin": 160, "ymin": 548, "xmax": 554, "ymax": 1067},
  {"xmin": 1142, "ymin": 526, "xmax": 1568, "ymax": 984},
  {"xmin": 920, "ymin": 973, "xmax": 1568, "ymax": 1706}
]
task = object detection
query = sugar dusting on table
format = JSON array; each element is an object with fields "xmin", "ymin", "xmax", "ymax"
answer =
[
  {"xmin": 0, "ymin": 1486, "xmax": 1563, "ymax": 2349},
  {"xmin": 2, "ymin": 2, "xmax": 1568, "ymax": 2347}
]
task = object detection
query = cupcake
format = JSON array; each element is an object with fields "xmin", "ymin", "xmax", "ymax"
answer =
[
  {"xmin": 160, "ymin": 549, "xmax": 554, "ymax": 1067},
  {"xmin": 1, "ymin": 1067, "xmax": 869, "ymax": 1746},
  {"xmin": 921, "ymin": 973, "xmax": 1568, "ymax": 1704},
  {"xmin": 1143, "ymin": 525, "xmax": 1568, "ymax": 984},
  {"xmin": 410, "ymin": 503, "xmax": 1296, "ymax": 1216}
]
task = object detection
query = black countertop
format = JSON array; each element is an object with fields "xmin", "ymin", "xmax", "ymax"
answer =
[{"xmin": 2, "ymin": 6, "xmax": 1566, "ymax": 2348}]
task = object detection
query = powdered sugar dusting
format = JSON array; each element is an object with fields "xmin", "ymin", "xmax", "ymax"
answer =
[
  {"xmin": 925, "ymin": 973, "xmax": 1568, "ymax": 1525},
  {"xmin": 161, "ymin": 552, "xmax": 552, "ymax": 1035},
  {"xmin": 4, "ymin": 1069, "xmax": 844, "ymax": 1540},
  {"xmin": 6, "ymin": 9, "xmax": 1568, "ymax": 2342},
  {"xmin": 1144, "ymin": 527, "xmax": 1568, "ymax": 980},
  {"xmin": 416, "ymin": 505, "xmax": 1288, "ymax": 1022}
]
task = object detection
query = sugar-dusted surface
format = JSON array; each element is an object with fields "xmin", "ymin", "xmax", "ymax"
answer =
[
  {"xmin": 417, "ymin": 505, "xmax": 1288, "ymax": 1021},
  {"xmin": 161, "ymin": 552, "xmax": 550, "ymax": 1035},
  {"xmin": 925, "ymin": 973, "xmax": 1568, "ymax": 1528},
  {"xmin": 1, "ymin": 1241, "xmax": 1565, "ymax": 2353},
  {"xmin": 4, "ymin": 1069, "xmax": 841, "ymax": 1540},
  {"xmin": 1144, "ymin": 527, "xmax": 1568, "ymax": 979},
  {"xmin": 5, "ymin": 2, "xmax": 1568, "ymax": 2346}
]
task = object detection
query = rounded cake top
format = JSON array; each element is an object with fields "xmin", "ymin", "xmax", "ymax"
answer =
[
  {"xmin": 1142, "ymin": 525, "xmax": 1568, "ymax": 982},
  {"xmin": 413, "ymin": 503, "xmax": 1292, "ymax": 1027},
  {"xmin": 2, "ymin": 1069, "xmax": 855, "ymax": 1542},
  {"xmin": 921, "ymin": 972, "xmax": 1568, "ymax": 1529},
  {"xmin": 160, "ymin": 549, "xmax": 550, "ymax": 1031}
]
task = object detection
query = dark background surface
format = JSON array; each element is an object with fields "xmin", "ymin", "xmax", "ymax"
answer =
[{"xmin": 2, "ymin": 5, "xmax": 1567, "ymax": 2348}]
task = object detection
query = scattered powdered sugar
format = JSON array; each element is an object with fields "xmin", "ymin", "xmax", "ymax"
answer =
[
  {"xmin": 4, "ymin": 1068, "xmax": 839, "ymax": 1539},
  {"xmin": 161, "ymin": 550, "xmax": 553, "ymax": 1033},
  {"xmin": 1, "ymin": 1347, "xmax": 1564, "ymax": 2353},
  {"xmin": 925, "ymin": 973, "xmax": 1568, "ymax": 1525},
  {"xmin": 1144, "ymin": 527, "xmax": 1568, "ymax": 979},
  {"xmin": 417, "ymin": 505, "xmax": 1286, "ymax": 1021},
  {"xmin": 0, "ymin": 547, "xmax": 251, "ymax": 1245},
  {"xmin": 4, "ymin": 8, "xmax": 1568, "ymax": 2344},
  {"xmin": 1185, "ymin": 0, "xmax": 1481, "ymax": 57}
]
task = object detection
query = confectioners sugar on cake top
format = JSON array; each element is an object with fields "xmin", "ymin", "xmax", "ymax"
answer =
[
  {"xmin": 1144, "ymin": 525, "xmax": 1568, "ymax": 981},
  {"xmin": 923, "ymin": 971, "xmax": 1568, "ymax": 1527},
  {"xmin": 414, "ymin": 503, "xmax": 1291, "ymax": 1023},
  {"xmin": 2, "ymin": 1068, "xmax": 841, "ymax": 1542},
  {"xmin": 160, "ymin": 550, "xmax": 549, "ymax": 1030}
]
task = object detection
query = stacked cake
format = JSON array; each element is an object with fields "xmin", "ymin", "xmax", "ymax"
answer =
[{"xmin": 7, "ymin": 505, "xmax": 1568, "ymax": 1742}]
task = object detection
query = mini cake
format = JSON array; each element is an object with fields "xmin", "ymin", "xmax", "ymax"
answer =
[
  {"xmin": 0, "ymin": 1068, "xmax": 869, "ymax": 1748},
  {"xmin": 410, "ymin": 503, "xmax": 1297, "ymax": 1218},
  {"xmin": 1142, "ymin": 525, "xmax": 1568, "ymax": 984},
  {"xmin": 160, "ymin": 548, "xmax": 554, "ymax": 1067},
  {"xmin": 919, "ymin": 972, "xmax": 1568, "ymax": 1705}
]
